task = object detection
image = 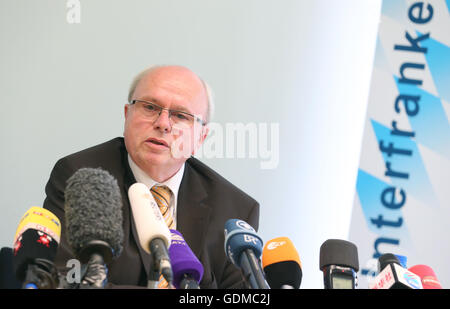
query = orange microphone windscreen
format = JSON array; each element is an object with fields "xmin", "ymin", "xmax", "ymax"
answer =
[{"xmin": 262, "ymin": 237, "xmax": 301, "ymax": 268}]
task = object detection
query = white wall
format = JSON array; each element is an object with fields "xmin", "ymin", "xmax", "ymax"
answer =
[{"xmin": 0, "ymin": 0, "xmax": 381, "ymax": 288}]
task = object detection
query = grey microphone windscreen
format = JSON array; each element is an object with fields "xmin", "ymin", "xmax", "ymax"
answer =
[{"xmin": 64, "ymin": 167, "xmax": 124, "ymax": 260}]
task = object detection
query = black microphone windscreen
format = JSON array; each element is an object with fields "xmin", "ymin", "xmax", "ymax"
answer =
[
  {"xmin": 319, "ymin": 239, "xmax": 359, "ymax": 271},
  {"xmin": 378, "ymin": 253, "xmax": 400, "ymax": 271},
  {"xmin": 64, "ymin": 167, "xmax": 123, "ymax": 260},
  {"xmin": 264, "ymin": 261, "xmax": 302, "ymax": 289},
  {"xmin": 13, "ymin": 229, "xmax": 58, "ymax": 281}
]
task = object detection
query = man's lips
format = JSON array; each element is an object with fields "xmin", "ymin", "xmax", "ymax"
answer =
[{"xmin": 145, "ymin": 137, "xmax": 169, "ymax": 148}]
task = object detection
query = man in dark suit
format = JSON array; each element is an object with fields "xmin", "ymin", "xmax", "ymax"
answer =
[{"xmin": 43, "ymin": 65, "xmax": 259, "ymax": 288}]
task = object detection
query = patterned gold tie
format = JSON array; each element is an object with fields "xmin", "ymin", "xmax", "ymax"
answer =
[
  {"xmin": 150, "ymin": 185, "xmax": 175, "ymax": 229},
  {"xmin": 150, "ymin": 185, "xmax": 174, "ymax": 288}
]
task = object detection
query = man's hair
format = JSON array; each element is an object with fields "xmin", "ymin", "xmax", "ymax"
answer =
[{"xmin": 127, "ymin": 65, "xmax": 214, "ymax": 123}]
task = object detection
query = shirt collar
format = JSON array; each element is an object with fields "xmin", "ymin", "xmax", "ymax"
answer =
[{"xmin": 127, "ymin": 154, "xmax": 185, "ymax": 200}]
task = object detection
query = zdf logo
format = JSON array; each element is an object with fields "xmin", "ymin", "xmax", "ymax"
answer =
[{"xmin": 266, "ymin": 241, "xmax": 286, "ymax": 250}]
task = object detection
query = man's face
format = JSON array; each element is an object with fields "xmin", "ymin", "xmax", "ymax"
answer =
[{"xmin": 124, "ymin": 66, "xmax": 208, "ymax": 180}]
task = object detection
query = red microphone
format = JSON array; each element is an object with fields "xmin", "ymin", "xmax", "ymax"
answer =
[{"xmin": 409, "ymin": 265, "xmax": 442, "ymax": 289}]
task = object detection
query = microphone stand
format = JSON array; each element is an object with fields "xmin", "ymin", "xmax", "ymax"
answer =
[{"xmin": 240, "ymin": 249, "xmax": 269, "ymax": 289}]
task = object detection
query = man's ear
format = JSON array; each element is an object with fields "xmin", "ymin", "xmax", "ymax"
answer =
[
  {"xmin": 200, "ymin": 124, "xmax": 209, "ymax": 145},
  {"xmin": 123, "ymin": 104, "xmax": 130, "ymax": 137},
  {"xmin": 124, "ymin": 104, "xmax": 129, "ymax": 118},
  {"xmin": 191, "ymin": 124, "xmax": 209, "ymax": 156}
]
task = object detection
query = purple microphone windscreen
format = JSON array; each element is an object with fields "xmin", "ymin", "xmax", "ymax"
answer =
[{"xmin": 168, "ymin": 230, "xmax": 204, "ymax": 289}]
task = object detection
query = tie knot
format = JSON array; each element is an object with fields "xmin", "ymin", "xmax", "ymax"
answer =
[{"xmin": 150, "ymin": 185, "xmax": 172, "ymax": 205}]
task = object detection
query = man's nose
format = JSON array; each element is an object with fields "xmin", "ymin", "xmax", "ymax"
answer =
[{"xmin": 153, "ymin": 109, "xmax": 172, "ymax": 133}]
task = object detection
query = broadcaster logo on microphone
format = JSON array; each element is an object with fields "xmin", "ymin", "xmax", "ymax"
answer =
[{"xmin": 266, "ymin": 241, "xmax": 287, "ymax": 250}]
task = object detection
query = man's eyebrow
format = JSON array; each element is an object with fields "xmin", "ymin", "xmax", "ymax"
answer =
[{"xmin": 138, "ymin": 95, "xmax": 159, "ymax": 104}]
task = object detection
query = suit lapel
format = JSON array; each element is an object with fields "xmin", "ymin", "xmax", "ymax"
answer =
[{"xmin": 176, "ymin": 159, "xmax": 211, "ymax": 259}]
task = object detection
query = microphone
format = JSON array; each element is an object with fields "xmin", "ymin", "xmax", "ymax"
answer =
[
  {"xmin": 224, "ymin": 219, "xmax": 269, "ymax": 289},
  {"xmin": 13, "ymin": 207, "xmax": 61, "ymax": 289},
  {"xmin": 395, "ymin": 254, "xmax": 407, "ymax": 268},
  {"xmin": 65, "ymin": 167, "xmax": 124, "ymax": 288},
  {"xmin": 128, "ymin": 182, "xmax": 173, "ymax": 288},
  {"xmin": 168, "ymin": 230, "xmax": 204, "ymax": 289},
  {"xmin": 262, "ymin": 237, "xmax": 302, "ymax": 289},
  {"xmin": 369, "ymin": 253, "xmax": 422, "ymax": 289},
  {"xmin": 319, "ymin": 239, "xmax": 359, "ymax": 289},
  {"xmin": 409, "ymin": 265, "xmax": 442, "ymax": 289}
]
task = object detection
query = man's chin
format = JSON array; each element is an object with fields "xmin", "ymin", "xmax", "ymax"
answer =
[
  {"xmin": 141, "ymin": 152, "xmax": 187, "ymax": 169},
  {"xmin": 141, "ymin": 152, "xmax": 170, "ymax": 166}
]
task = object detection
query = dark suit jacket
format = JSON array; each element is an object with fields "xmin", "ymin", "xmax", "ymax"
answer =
[{"xmin": 43, "ymin": 137, "xmax": 259, "ymax": 289}]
